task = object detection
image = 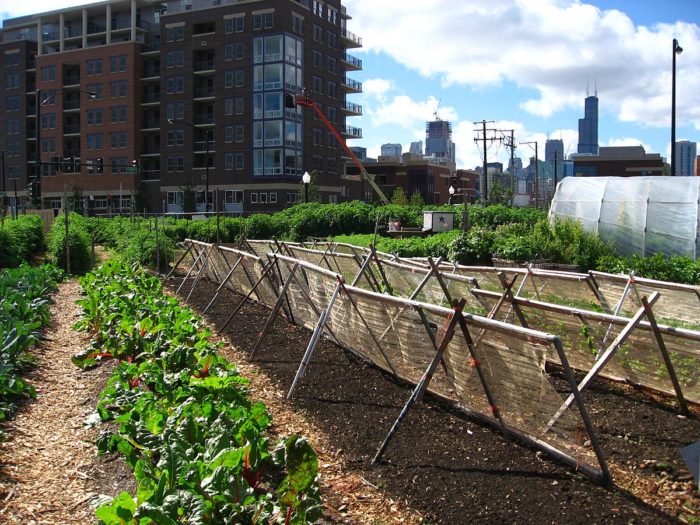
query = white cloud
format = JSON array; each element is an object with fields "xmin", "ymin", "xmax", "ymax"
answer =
[
  {"xmin": 367, "ymin": 94, "xmax": 458, "ymax": 128},
  {"xmin": 362, "ymin": 78, "xmax": 394, "ymax": 102},
  {"xmin": 345, "ymin": 0, "xmax": 700, "ymax": 129}
]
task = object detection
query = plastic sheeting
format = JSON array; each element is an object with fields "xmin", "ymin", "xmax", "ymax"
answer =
[{"xmin": 549, "ymin": 176, "xmax": 700, "ymax": 258}]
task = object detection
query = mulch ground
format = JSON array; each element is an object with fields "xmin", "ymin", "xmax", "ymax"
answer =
[{"xmin": 168, "ymin": 275, "xmax": 700, "ymax": 525}]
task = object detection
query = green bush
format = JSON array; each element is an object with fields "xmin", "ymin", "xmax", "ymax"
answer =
[
  {"xmin": 448, "ymin": 226, "xmax": 497, "ymax": 265},
  {"xmin": 596, "ymin": 253, "xmax": 700, "ymax": 285},
  {"xmin": 0, "ymin": 215, "xmax": 46, "ymax": 268},
  {"xmin": 47, "ymin": 214, "xmax": 92, "ymax": 274},
  {"xmin": 120, "ymin": 228, "xmax": 174, "ymax": 272}
]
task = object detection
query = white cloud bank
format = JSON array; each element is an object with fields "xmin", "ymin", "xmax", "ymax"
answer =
[{"xmin": 345, "ymin": 0, "xmax": 700, "ymax": 129}]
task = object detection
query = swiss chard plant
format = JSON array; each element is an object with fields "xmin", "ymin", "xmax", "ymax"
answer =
[
  {"xmin": 0, "ymin": 264, "xmax": 62, "ymax": 433},
  {"xmin": 75, "ymin": 261, "xmax": 321, "ymax": 524}
]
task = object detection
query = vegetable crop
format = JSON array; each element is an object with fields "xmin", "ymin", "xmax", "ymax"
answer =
[
  {"xmin": 0, "ymin": 264, "xmax": 62, "ymax": 433},
  {"xmin": 74, "ymin": 261, "xmax": 321, "ymax": 524}
]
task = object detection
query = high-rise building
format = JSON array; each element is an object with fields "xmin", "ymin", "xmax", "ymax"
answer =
[
  {"xmin": 380, "ymin": 143, "xmax": 402, "ymax": 159},
  {"xmin": 545, "ymin": 139, "xmax": 564, "ymax": 163},
  {"xmin": 577, "ymin": 91, "xmax": 599, "ymax": 155},
  {"xmin": 674, "ymin": 140, "xmax": 697, "ymax": 176},
  {"xmin": 409, "ymin": 141, "xmax": 423, "ymax": 156},
  {"xmin": 425, "ymin": 119, "xmax": 455, "ymax": 173},
  {"xmin": 0, "ymin": 0, "xmax": 363, "ymax": 213}
]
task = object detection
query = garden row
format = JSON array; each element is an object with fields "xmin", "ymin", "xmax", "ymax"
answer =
[
  {"xmin": 0, "ymin": 264, "xmax": 62, "ymax": 437},
  {"xmin": 3, "ymin": 202, "xmax": 699, "ymax": 284},
  {"xmin": 73, "ymin": 261, "xmax": 321, "ymax": 524}
]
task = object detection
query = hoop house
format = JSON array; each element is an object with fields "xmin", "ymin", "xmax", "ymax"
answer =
[{"xmin": 549, "ymin": 176, "xmax": 700, "ymax": 258}]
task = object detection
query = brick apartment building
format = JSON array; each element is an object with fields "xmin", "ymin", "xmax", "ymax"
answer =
[{"xmin": 0, "ymin": 0, "xmax": 362, "ymax": 214}]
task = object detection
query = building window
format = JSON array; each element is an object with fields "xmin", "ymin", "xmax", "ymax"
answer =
[
  {"xmin": 41, "ymin": 113, "xmax": 56, "ymax": 129},
  {"xmin": 312, "ymin": 76, "xmax": 323, "ymax": 94},
  {"xmin": 327, "ymin": 57, "xmax": 337, "ymax": 74},
  {"xmin": 225, "ymin": 70, "xmax": 244, "ymax": 88},
  {"xmin": 235, "ymin": 97, "xmax": 244, "ymax": 115},
  {"xmin": 270, "ymin": 192, "xmax": 278, "ymax": 204},
  {"xmin": 167, "ymin": 129, "xmax": 185, "ymax": 146},
  {"xmin": 328, "ymin": 81, "xmax": 337, "ymax": 98},
  {"xmin": 224, "ymin": 126, "xmax": 234, "ymax": 143},
  {"xmin": 225, "ymin": 152, "xmax": 234, "ymax": 170},
  {"xmin": 313, "ymin": 24, "xmax": 323, "ymax": 43},
  {"xmin": 224, "ymin": 97, "xmax": 234, "ymax": 116},
  {"xmin": 166, "ymin": 49, "xmax": 185, "ymax": 68},
  {"xmin": 4, "ymin": 52, "xmax": 20, "ymax": 67},
  {"xmin": 250, "ymin": 192, "xmax": 258, "ymax": 203},
  {"xmin": 235, "ymin": 125, "xmax": 244, "ymax": 143},
  {"xmin": 110, "ymin": 157, "xmax": 127, "ymax": 174},
  {"xmin": 264, "ymin": 35, "xmax": 282, "ymax": 61},
  {"xmin": 236, "ymin": 153, "xmax": 244, "ymax": 170},
  {"xmin": 87, "ymin": 108, "xmax": 103, "ymax": 126},
  {"xmin": 86, "ymin": 58, "xmax": 102, "ymax": 76},
  {"xmin": 253, "ymin": 122, "xmax": 263, "ymax": 147},
  {"xmin": 167, "ymin": 191, "xmax": 183, "ymax": 205},
  {"xmin": 253, "ymin": 94, "xmax": 263, "ymax": 119},
  {"xmin": 87, "ymin": 133, "xmax": 103, "ymax": 150},
  {"xmin": 264, "ymin": 148, "xmax": 282, "ymax": 175},
  {"xmin": 327, "ymin": 106, "xmax": 337, "ymax": 123},
  {"xmin": 40, "ymin": 65, "xmax": 56, "ymax": 82},
  {"xmin": 253, "ymin": 149, "xmax": 263, "ymax": 175},
  {"xmin": 264, "ymin": 121, "xmax": 283, "ymax": 147},
  {"xmin": 327, "ymin": 6, "xmax": 338, "ymax": 24},
  {"xmin": 166, "ymin": 102, "xmax": 185, "ymax": 121},
  {"xmin": 259, "ymin": 192, "xmax": 268, "ymax": 204},
  {"xmin": 109, "ymin": 55, "xmax": 127, "ymax": 73},
  {"xmin": 225, "ymin": 42, "xmax": 244, "ymax": 61},
  {"xmin": 110, "ymin": 80, "xmax": 127, "ymax": 98},
  {"xmin": 110, "ymin": 105, "xmax": 127, "ymax": 123},
  {"xmin": 225, "ymin": 190, "xmax": 243, "ymax": 204},
  {"xmin": 264, "ymin": 64, "xmax": 282, "ymax": 89},
  {"xmin": 313, "ymin": 128, "xmax": 323, "ymax": 146},
  {"xmin": 286, "ymin": 192, "xmax": 298, "ymax": 204},
  {"xmin": 167, "ymin": 156, "xmax": 185, "ymax": 172},
  {"xmin": 312, "ymin": 0, "xmax": 323, "ymax": 17},
  {"xmin": 110, "ymin": 131, "xmax": 127, "ymax": 149},
  {"xmin": 313, "ymin": 50, "xmax": 323, "ymax": 68},
  {"xmin": 166, "ymin": 25, "xmax": 185, "ymax": 42},
  {"xmin": 5, "ymin": 73, "xmax": 20, "ymax": 89},
  {"xmin": 41, "ymin": 138, "xmax": 56, "ymax": 152},
  {"xmin": 264, "ymin": 92, "xmax": 282, "ymax": 118},
  {"xmin": 225, "ymin": 15, "xmax": 244, "ymax": 34},
  {"xmin": 166, "ymin": 76, "xmax": 185, "ymax": 94},
  {"xmin": 252, "ymin": 11, "xmax": 273, "ymax": 30},
  {"xmin": 293, "ymin": 13, "xmax": 304, "ymax": 34},
  {"xmin": 86, "ymin": 83, "xmax": 103, "ymax": 100},
  {"xmin": 327, "ymin": 31, "xmax": 337, "ymax": 49}
]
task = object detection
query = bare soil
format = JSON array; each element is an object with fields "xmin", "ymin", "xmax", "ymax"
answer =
[{"xmin": 169, "ymin": 275, "xmax": 700, "ymax": 525}]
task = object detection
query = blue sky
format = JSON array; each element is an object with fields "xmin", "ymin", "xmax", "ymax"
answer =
[
  {"xmin": 343, "ymin": 0, "xmax": 700, "ymax": 168},
  {"xmin": 2, "ymin": 0, "xmax": 699, "ymax": 170}
]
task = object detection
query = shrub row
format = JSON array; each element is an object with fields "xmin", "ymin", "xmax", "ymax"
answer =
[
  {"xmin": 0, "ymin": 264, "xmax": 62, "ymax": 436},
  {"xmin": 73, "ymin": 261, "xmax": 321, "ymax": 524},
  {"xmin": 47, "ymin": 213, "xmax": 93, "ymax": 275},
  {"xmin": 0, "ymin": 215, "xmax": 45, "ymax": 268}
]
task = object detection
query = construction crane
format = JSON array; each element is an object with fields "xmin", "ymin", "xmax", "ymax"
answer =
[
  {"xmin": 286, "ymin": 90, "xmax": 390, "ymax": 205},
  {"xmin": 433, "ymin": 97, "xmax": 442, "ymax": 121}
]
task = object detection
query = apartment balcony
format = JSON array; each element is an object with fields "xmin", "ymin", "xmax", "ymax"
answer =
[
  {"xmin": 87, "ymin": 23, "xmax": 107, "ymax": 35},
  {"xmin": 194, "ymin": 87, "xmax": 215, "ymax": 100},
  {"xmin": 341, "ymin": 77, "xmax": 362, "ymax": 93},
  {"xmin": 342, "ymin": 53, "xmax": 362, "ymax": 71},
  {"xmin": 341, "ymin": 101, "xmax": 362, "ymax": 116},
  {"xmin": 63, "ymin": 98, "xmax": 81, "ymax": 111},
  {"xmin": 341, "ymin": 28, "xmax": 362, "ymax": 48},
  {"xmin": 63, "ymin": 124, "xmax": 81, "ymax": 135},
  {"xmin": 63, "ymin": 74, "xmax": 80, "ymax": 87},
  {"xmin": 141, "ymin": 118, "xmax": 160, "ymax": 130},
  {"xmin": 342, "ymin": 125, "xmax": 362, "ymax": 139},
  {"xmin": 141, "ymin": 92, "xmax": 160, "ymax": 105},
  {"xmin": 193, "ymin": 61, "xmax": 215, "ymax": 75},
  {"xmin": 194, "ymin": 115, "xmax": 215, "ymax": 126}
]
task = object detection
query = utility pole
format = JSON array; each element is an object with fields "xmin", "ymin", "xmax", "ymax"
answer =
[
  {"xmin": 473, "ymin": 120, "xmax": 497, "ymax": 202},
  {"xmin": 498, "ymin": 129, "xmax": 516, "ymax": 205},
  {"xmin": 553, "ymin": 149, "xmax": 559, "ymax": 199}
]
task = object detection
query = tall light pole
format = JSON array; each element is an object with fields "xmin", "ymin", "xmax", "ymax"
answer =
[
  {"xmin": 671, "ymin": 38, "xmax": 683, "ymax": 177},
  {"xmin": 302, "ymin": 171, "xmax": 311, "ymax": 203},
  {"xmin": 167, "ymin": 118, "xmax": 212, "ymax": 212},
  {"xmin": 448, "ymin": 185, "xmax": 455, "ymax": 205}
]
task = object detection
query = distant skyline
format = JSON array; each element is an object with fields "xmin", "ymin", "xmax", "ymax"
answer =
[
  {"xmin": 2, "ymin": 0, "xmax": 699, "ymax": 170},
  {"xmin": 342, "ymin": 0, "xmax": 700, "ymax": 169}
]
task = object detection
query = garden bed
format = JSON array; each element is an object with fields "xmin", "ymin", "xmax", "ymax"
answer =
[{"xmin": 170, "ymin": 276, "xmax": 700, "ymax": 524}]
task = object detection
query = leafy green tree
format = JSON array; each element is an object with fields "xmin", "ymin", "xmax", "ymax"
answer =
[
  {"xmin": 410, "ymin": 189, "xmax": 425, "ymax": 207},
  {"xmin": 391, "ymin": 186, "xmax": 408, "ymax": 205},
  {"xmin": 70, "ymin": 185, "xmax": 84, "ymax": 214},
  {"xmin": 488, "ymin": 181, "xmax": 513, "ymax": 205}
]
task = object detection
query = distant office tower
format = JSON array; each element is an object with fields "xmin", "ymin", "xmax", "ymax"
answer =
[
  {"xmin": 545, "ymin": 139, "xmax": 564, "ymax": 162},
  {"xmin": 409, "ymin": 141, "xmax": 423, "ymax": 155},
  {"xmin": 425, "ymin": 119, "xmax": 456, "ymax": 173},
  {"xmin": 577, "ymin": 91, "xmax": 599, "ymax": 155},
  {"xmin": 380, "ymin": 143, "xmax": 402, "ymax": 159},
  {"xmin": 674, "ymin": 140, "xmax": 697, "ymax": 176},
  {"xmin": 350, "ymin": 147, "xmax": 368, "ymax": 161}
]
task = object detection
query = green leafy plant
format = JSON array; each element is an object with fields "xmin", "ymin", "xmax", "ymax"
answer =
[{"xmin": 74, "ymin": 261, "xmax": 321, "ymax": 524}]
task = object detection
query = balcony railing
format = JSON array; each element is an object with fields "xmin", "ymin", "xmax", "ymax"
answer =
[
  {"xmin": 141, "ymin": 119, "xmax": 160, "ymax": 129},
  {"xmin": 141, "ymin": 92, "xmax": 160, "ymax": 104},
  {"xmin": 63, "ymin": 74, "xmax": 80, "ymax": 86},
  {"xmin": 194, "ymin": 61, "xmax": 215, "ymax": 72},
  {"xmin": 342, "ymin": 77, "xmax": 362, "ymax": 92},
  {"xmin": 63, "ymin": 124, "xmax": 81, "ymax": 134},
  {"xmin": 63, "ymin": 99, "xmax": 81, "ymax": 110},
  {"xmin": 341, "ymin": 28, "xmax": 362, "ymax": 47},
  {"xmin": 194, "ymin": 88, "xmax": 215, "ymax": 98},
  {"xmin": 342, "ymin": 53, "xmax": 362, "ymax": 70},
  {"xmin": 87, "ymin": 23, "xmax": 106, "ymax": 34},
  {"xmin": 342, "ymin": 101, "xmax": 362, "ymax": 115},
  {"xmin": 194, "ymin": 115, "xmax": 215, "ymax": 125},
  {"xmin": 342, "ymin": 125, "xmax": 362, "ymax": 139}
]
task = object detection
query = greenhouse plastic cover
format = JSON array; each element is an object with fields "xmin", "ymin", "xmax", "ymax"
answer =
[{"xmin": 549, "ymin": 177, "xmax": 700, "ymax": 258}]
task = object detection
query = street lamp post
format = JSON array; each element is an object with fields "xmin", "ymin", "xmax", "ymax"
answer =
[
  {"xmin": 302, "ymin": 171, "xmax": 311, "ymax": 203},
  {"xmin": 448, "ymin": 185, "xmax": 455, "ymax": 205},
  {"xmin": 671, "ymin": 38, "xmax": 683, "ymax": 177}
]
